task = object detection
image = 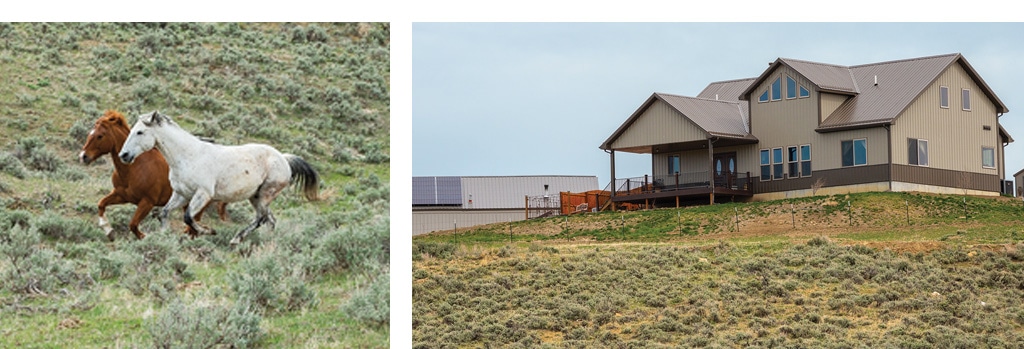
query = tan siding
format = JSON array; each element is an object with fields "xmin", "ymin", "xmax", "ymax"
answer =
[
  {"xmin": 611, "ymin": 100, "xmax": 707, "ymax": 150},
  {"xmin": 749, "ymin": 66, "xmax": 890, "ymax": 182},
  {"xmin": 820, "ymin": 93, "xmax": 849, "ymax": 123},
  {"xmin": 654, "ymin": 145, "xmax": 755, "ymax": 179},
  {"xmin": 891, "ymin": 62, "xmax": 1000, "ymax": 178}
]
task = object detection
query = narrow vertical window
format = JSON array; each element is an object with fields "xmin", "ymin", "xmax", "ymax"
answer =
[
  {"xmin": 771, "ymin": 78, "xmax": 782, "ymax": 101},
  {"xmin": 982, "ymin": 147, "xmax": 995, "ymax": 168},
  {"xmin": 760, "ymin": 149, "xmax": 771, "ymax": 181},
  {"xmin": 908, "ymin": 138, "xmax": 928, "ymax": 166},
  {"xmin": 962, "ymin": 89, "xmax": 971, "ymax": 111},
  {"xmin": 787, "ymin": 146, "xmax": 799, "ymax": 178},
  {"xmin": 786, "ymin": 76, "xmax": 797, "ymax": 99},
  {"xmin": 940, "ymin": 86, "xmax": 949, "ymax": 108},
  {"xmin": 800, "ymin": 145, "xmax": 811, "ymax": 177},
  {"xmin": 772, "ymin": 147, "xmax": 783, "ymax": 180},
  {"xmin": 668, "ymin": 155, "xmax": 680, "ymax": 174}
]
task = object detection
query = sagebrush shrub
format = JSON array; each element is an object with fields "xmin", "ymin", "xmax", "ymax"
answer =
[
  {"xmin": 0, "ymin": 151, "xmax": 29, "ymax": 179},
  {"xmin": 147, "ymin": 297, "xmax": 264, "ymax": 349},
  {"xmin": 13, "ymin": 137, "xmax": 62, "ymax": 172},
  {"xmin": 32, "ymin": 211, "xmax": 104, "ymax": 242},
  {"xmin": 342, "ymin": 269, "xmax": 389, "ymax": 326}
]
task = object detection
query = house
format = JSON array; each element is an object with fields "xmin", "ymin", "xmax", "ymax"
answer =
[
  {"xmin": 412, "ymin": 175, "xmax": 598, "ymax": 235},
  {"xmin": 600, "ymin": 53, "xmax": 1012, "ymax": 207}
]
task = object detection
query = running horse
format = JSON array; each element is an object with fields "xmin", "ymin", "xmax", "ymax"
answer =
[
  {"xmin": 79, "ymin": 110, "xmax": 227, "ymax": 240},
  {"xmin": 119, "ymin": 111, "xmax": 320, "ymax": 244}
]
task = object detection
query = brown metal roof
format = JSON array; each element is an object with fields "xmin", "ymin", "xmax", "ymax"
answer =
[
  {"xmin": 782, "ymin": 58, "xmax": 859, "ymax": 94},
  {"xmin": 698, "ymin": 78, "xmax": 755, "ymax": 101},
  {"xmin": 600, "ymin": 92, "xmax": 756, "ymax": 150}
]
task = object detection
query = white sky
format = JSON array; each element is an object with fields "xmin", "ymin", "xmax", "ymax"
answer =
[{"xmin": 413, "ymin": 22, "xmax": 1024, "ymax": 186}]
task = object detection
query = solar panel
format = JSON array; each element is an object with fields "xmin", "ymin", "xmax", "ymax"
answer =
[{"xmin": 412, "ymin": 176, "xmax": 462, "ymax": 206}]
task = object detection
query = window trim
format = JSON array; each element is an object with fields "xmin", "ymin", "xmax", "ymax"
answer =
[
  {"xmin": 758, "ymin": 90, "xmax": 769, "ymax": 103},
  {"xmin": 962, "ymin": 88, "xmax": 971, "ymax": 111},
  {"xmin": 772, "ymin": 147, "xmax": 784, "ymax": 180},
  {"xmin": 759, "ymin": 149, "xmax": 771, "ymax": 181},
  {"xmin": 787, "ymin": 146, "xmax": 799, "ymax": 179},
  {"xmin": 799, "ymin": 144, "xmax": 812, "ymax": 178},
  {"xmin": 982, "ymin": 147, "xmax": 996, "ymax": 169},
  {"xmin": 799, "ymin": 85, "xmax": 810, "ymax": 99},
  {"xmin": 939, "ymin": 85, "xmax": 949, "ymax": 109},
  {"xmin": 771, "ymin": 78, "xmax": 782, "ymax": 101},
  {"xmin": 841, "ymin": 139, "xmax": 867, "ymax": 167},
  {"xmin": 908, "ymin": 138, "xmax": 929, "ymax": 167},
  {"xmin": 786, "ymin": 76, "xmax": 797, "ymax": 99}
]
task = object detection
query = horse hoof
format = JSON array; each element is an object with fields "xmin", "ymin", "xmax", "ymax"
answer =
[
  {"xmin": 229, "ymin": 237, "xmax": 241, "ymax": 245},
  {"xmin": 106, "ymin": 233, "xmax": 115, "ymax": 242}
]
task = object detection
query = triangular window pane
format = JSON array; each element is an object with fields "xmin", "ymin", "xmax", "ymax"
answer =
[
  {"xmin": 758, "ymin": 90, "xmax": 769, "ymax": 103},
  {"xmin": 799, "ymin": 85, "xmax": 810, "ymax": 98}
]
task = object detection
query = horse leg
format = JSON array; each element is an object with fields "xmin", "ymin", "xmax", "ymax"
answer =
[
  {"xmin": 160, "ymin": 192, "xmax": 188, "ymax": 233},
  {"xmin": 230, "ymin": 183, "xmax": 285, "ymax": 245},
  {"xmin": 217, "ymin": 202, "xmax": 229, "ymax": 221},
  {"xmin": 129, "ymin": 199, "xmax": 156, "ymax": 240},
  {"xmin": 184, "ymin": 191, "xmax": 215, "ymax": 236},
  {"xmin": 97, "ymin": 191, "xmax": 128, "ymax": 241}
]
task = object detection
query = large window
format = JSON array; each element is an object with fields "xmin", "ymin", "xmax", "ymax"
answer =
[
  {"xmin": 787, "ymin": 146, "xmax": 799, "ymax": 178},
  {"xmin": 800, "ymin": 145, "xmax": 811, "ymax": 177},
  {"xmin": 772, "ymin": 148, "xmax": 783, "ymax": 180},
  {"xmin": 760, "ymin": 149, "xmax": 771, "ymax": 181},
  {"xmin": 940, "ymin": 86, "xmax": 949, "ymax": 109},
  {"xmin": 841, "ymin": 139, "xmax": 867, "ymax": 167},
  {"xmin": 962, "ymin": 89, "xmax": 971, "ymax": 111},
  {"xmin": 982, "ymin": 147, "xmax": 995, "ymax": 168},
  {"xmin": 908, "ymin": 138, "xmax": 929, "ymax": 166},
  {"xmin": 668, "ymin": 155, "xmax": 680, "ymax": 174},
  {"xmin": 771, "ymin": 78, "xmax": 782, "ymax": 101}
]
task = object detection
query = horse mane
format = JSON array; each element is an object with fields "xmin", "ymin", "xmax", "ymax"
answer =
[{"xmin": 101, "ymin": 110, "xmax": 130, "ymax": 132}]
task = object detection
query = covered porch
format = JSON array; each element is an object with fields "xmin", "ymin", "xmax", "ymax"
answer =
[{"xmin": 599, "ymin": 92, "xmax": 759, "ymax": 209}]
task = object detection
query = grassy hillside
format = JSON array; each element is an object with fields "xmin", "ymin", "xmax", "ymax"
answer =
[
  {"xmin": 412, "ymin": 192, "xmax": 1024, "ymax": 347},
  {"xmin": 0, "ymin": 23, "xmax": 389, "ymax": 347}
]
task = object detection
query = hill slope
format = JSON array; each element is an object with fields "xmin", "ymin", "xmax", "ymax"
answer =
[{"xmin": 0, "ymin": 23, "xmax": 389, "ymax": 347}]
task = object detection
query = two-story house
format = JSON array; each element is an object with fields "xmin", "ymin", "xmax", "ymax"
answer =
[{"xmin": 600, "ymin": 53, "xmax": 1012, "ymax": 207}]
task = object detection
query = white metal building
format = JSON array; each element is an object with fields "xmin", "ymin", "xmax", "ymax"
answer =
[{"xmin": 412, "ymin": 175, "xmax": 599, "ymax": 235}]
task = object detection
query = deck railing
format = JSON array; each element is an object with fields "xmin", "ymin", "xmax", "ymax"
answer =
[{"xmin": 611, "ymin": 171, "xmax": 753, "ymax": 196}]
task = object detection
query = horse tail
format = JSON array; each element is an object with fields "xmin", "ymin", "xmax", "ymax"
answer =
[{"xmin": 284, "ymin": 154, "xmax": 320, "ymax": 201}]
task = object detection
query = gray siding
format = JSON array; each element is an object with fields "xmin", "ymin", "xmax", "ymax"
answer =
[
  {"xmin": 460, "ymin": 176, "xmax": 599, "ymax": 209},
  {"xmin": 412, "ymin": 209, "xmax": 522, "ymax": 236}
]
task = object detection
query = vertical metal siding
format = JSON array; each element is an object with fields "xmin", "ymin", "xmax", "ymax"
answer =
[
  {"xmin": 749, "ymin": 66, "xmax": 889, "ymax": 181},
  {"xmin": 819, "ymin": 93, "xmax": 849, "ymax": 123},
  {"xmin": 460, "ymin": 176, "xmax": 599, "ymax": 209},
  {"xmin": 612, "ymin": 100, "xmax": 708, "ymax": 150},
  {"xmin": 891, "ymin": 63, "xmax": 1000, "ymax": 178}
]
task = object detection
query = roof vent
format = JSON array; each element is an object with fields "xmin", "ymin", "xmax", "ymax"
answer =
[{"xmin": 874, "ymin": 75, "xmax": 878, "ymax": 86}]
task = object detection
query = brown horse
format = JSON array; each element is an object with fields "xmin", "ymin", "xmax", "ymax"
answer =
[{"xmin": 79, "ymin": 110, "xmax": 226, "ymax": 240}]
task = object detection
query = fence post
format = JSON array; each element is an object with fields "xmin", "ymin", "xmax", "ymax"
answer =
[
  {"xmin": 791, "ymin": 203, "xmax": 796, "ymax": 229},
  {"xmin": 905, "ymin": 199, "xmax": 910, "ymax": 226},
  {"xmin": 677, "ymin": 211, "xmax": 681, "ymax": 234},
  {"xmin": 734, "ymin": 207, "xmax": 739, "ymax": 232},
  {"xmin": 509, "ymin": 218, "xmax": 513, "ymax": 244},
  {"xmin": 454, "ymin": 219, "xmax": 458, "ymax": 244},
  {"xmin": 847, "ymin": 201, "xmax": 852, "ymax": 226}
]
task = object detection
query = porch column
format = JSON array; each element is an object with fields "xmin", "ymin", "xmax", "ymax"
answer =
[
  {"xmin": 609, "ymin": 150, "xmax": 616, "ymax": 211},
  {"xmin": 708, "ymin": 139, "xmax": 715, "ymax": 205}
]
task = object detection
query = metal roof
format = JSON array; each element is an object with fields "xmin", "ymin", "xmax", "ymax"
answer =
[{"xmin": 600, "ymin": 91, "xmax": 756, "ymax": 150}]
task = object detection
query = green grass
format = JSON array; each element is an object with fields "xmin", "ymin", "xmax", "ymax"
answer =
[{"xmin": 0, "ymin": 23, "xmax": 389, "ymax": 348}]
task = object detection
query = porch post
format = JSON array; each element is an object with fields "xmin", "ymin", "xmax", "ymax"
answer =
[
  {"xmin": 708, "ymin": 139, "xmax": 715, "ymax": 205},
  {"xmin": 609, "ymin": 150, "xmax": 616, "ymax": 211}
]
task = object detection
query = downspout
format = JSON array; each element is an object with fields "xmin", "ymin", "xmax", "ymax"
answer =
[
  {"xmin": 605, "ymin": 149, "xmax": 616, "ymax": 209},
  {"xmin": 883, "ymin": 124, "xmax": 892, "ymax": 192}
]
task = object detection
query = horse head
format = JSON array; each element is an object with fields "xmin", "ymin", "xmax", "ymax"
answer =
[
  {"xmin": 119, "ymin": 111, "xmax": 164, "ymax": 164},
  {"xmin": 80, "ymin": 110, "xmax": 130, "ymax": 164}
]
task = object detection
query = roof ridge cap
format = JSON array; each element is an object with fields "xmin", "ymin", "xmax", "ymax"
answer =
[{"xmin": 850, "ymin": 53, "xmax": 960, "ymax": 68}]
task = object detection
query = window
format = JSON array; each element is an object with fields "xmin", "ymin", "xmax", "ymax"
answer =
[
  {"xmin": 982, "ymin": 147, "xmax": 995, "ymax": 168},
  {"xmin": 940, "ymin": 86, "xmax": 949, "ymax": 108},
  {"xmin": 760, "ymin": 149, "xmax": 771, "ymax": 181},
  {"xmin": 771, "ymin": 78, "xmax": 782, "ymax": 101},
  {"xmin": 758, "ymin": 90, "xmax": 769, "ymax": 103},
  {"xmin": 799, "ymin": 86, "xmax": 810, "ymax": 98},
  {"xmin": 962, "ymin": 89, "xmax": 971, "ymax": 111},
  {"xmin": 772, "ymin": 147, "xmax": 783, "ymax": 180},
  {"xmin": 787, "ymin": 146, "xmax": 799, "ymax": 178},
  {"xmin": 841, "ymin": 139, "xmax": 867, "ymax": 167},
  {"xmin": 800, "ymin": 145, "xmax": 811, "ymax": 177},
  {"xmin": 786, "ymin": 76, "xmax": 797, "ymax": 99},
  {"xmin": 668, "ymin": 155, "xmax": 680, "ymax": 174},
  {"xmin": 908, "ymin": 138, "xmax": 928, "ymax": 166}
]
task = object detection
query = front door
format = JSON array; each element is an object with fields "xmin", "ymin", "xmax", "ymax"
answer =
[{"xmin": 713, "ymin": 152, "xmax": 737, "ymax": 189}]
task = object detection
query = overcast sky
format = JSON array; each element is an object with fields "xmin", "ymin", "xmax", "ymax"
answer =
[{"xmin": 412, "ymin": 22, "xmax": 1024, "ymax": 187}]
